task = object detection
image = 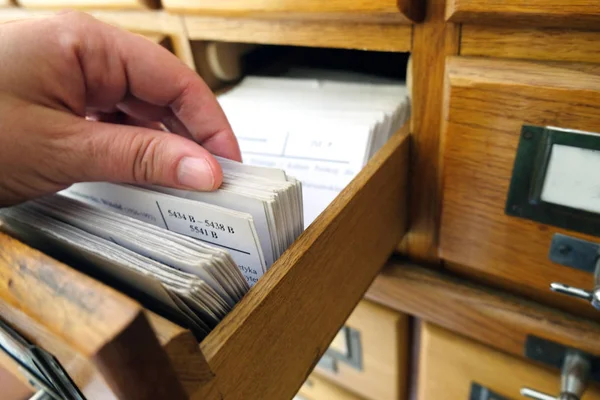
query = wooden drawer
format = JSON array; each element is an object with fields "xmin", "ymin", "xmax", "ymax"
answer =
[
  {"xmin": 314, "ymin": 300, "xmax": 408, "ymax": 400},
  {"xmin": 440, "ymin": 56, "xmax": 600, "ymax": 320},
  {"xmin": 163, "ymin": 0, "xmax": 424, "ymax": 24},
  {"xmin": 297, "ymin": 374, "xmax": 364, "ymax": 400},
  {"xmin": 446, "ymin": 0, "xmax": 600, "ymax": 29},
  {"xmin": 15, "ymin": 0, "xmax": 159, "ymax": 10},
  {"xmin": 0, "ymin": 124, "xmax": 409, "ymax": 399},
  {"xmin": 419, "ymin": 322, "xmax": 600, "ymax": 400}
]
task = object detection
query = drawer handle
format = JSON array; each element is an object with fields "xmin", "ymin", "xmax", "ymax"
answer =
[
  {"xmin": 547, "ymin": 234, "xmax": 600, "ymax": 310},
  {"xmin": 520, "ymin": 350, "xmax": 591, "ymax": 400}
]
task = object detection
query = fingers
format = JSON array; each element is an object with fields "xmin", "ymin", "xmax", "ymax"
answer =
[
  {"xmin": 53, "ymin": 11, "xmax": 242, "ymax": 162},
  {"xmin": 70, "ymin": 116, "xmax": 224, "ymax": 191}
]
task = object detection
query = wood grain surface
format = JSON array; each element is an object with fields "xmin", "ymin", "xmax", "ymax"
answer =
[
  {"xmin": 461, "ymin": 25, "xmax": 600, "ymax": 64},
  {"xmin": 314, "ymin": 300, "xmax": 408, "ymax": 400},
  {"xmin": 366, "ymin": 262, "xmax": 600, "ymax": 366},
  {"xmin": 0, "ymin": 231, "xmax": 187, "ymax": 399},
  {"xmin": 164, "ymin": 0, "xmax": 424, "ymax": 24},
  {"xmin": 418, "ymin": 322, "xmax": 600, "ymax": 400},
  {"xmin": 184, "ymin": 15, "xmax": 412, "ymax": 52},
  {"xmin": 16, "ymin": 0, "xmax": 159, "ymax": 10},
  {"xmin": 401, "ymin": 0, "xmax": 459, "ymax": 263},
  {"xmin": 198, "ymin": 125, "xmax": 410, "ymax": 400},
  {"xmin": 440, "ymin": 56, "xmax": 600, "ymax": 320},
  {"xmin": 446, "ymin": 0, "xmax": 600, "ymax": 29}
]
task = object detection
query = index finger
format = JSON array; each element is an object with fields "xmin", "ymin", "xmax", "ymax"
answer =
[{"xmin": 67, "ymin": 11, "xmax": 242, "ymax": 161}]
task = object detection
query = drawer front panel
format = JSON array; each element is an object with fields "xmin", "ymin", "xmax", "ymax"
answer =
[
  {"xmin": 164, "ymin": 0, "xmax": 424, "ymax": 24},
  {"xmin": 418, "ymin": 322, "xmax": 600, "ymax": 400},
  {"xmin": 446, "ymin": 0, "xmax": 600, "ymax": 29},
  {"xmin": 15, "ymin": 0, "xmax": 158, "ymax": 9},
  {"xmin": 297, "ymin": 374, "xmax": 364, "ymax": 400},
  {"xmin": 440, "ymin": 56, "xmax": 600, "ymax": 318},
  {"xmin": 314, "ymin": 300, "xmax": 408, "ymax": 400}
]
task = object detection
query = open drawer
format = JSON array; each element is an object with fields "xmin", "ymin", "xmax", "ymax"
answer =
[
  {"xmin": 0, "ymin": 121, "xmax": 410, "ymax": 399},
  {"xmin": 162, "ymin": 0, "xmax": 425, "ymax": 24}
]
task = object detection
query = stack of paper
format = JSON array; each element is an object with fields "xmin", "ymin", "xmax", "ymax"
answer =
[
  {"xmin": 217, "ymin": 69, "xmax": 410, "ymax": 227},
  {"xmin": 0, "ymin": 159, "xmax": 303, "ymax": 338}
]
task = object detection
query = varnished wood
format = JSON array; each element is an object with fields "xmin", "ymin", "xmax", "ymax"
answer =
[
  {"xmin": 199, "ymin": 125, "xmax": 410, "ymax": 400},
  {"xmin": 366, "ymin": 262, "xmax": 600, "ymax": 364},
  {"xmin": 314, "ymin": 300, "xmax": 408, "ymax": 400},
  {"xmin": 461, "ymin": 25, "xmax": 600, "ymax": 64},
  {"xmin": 16, "ymin": 0, "xmax": 159, "ymax": 10},
  {"xmin": 446, "ymin": 0, "xmax": 600, "ymax": 30},
  {"xmin": 401, "ymin": 0, "xmax": 459, "ymax": 263},
  {"xmin": 418, "ymin": 322, "xmax": 600, "ymax": 400},
  {"xmin": 164, "ymin": 0, "xmax": 424, "ymax": 24},
  {"xmin": 0, "ymin": 231, "xmax": 188, "ymax": 400},
  {"xmin": 298, "ymin": 374, "xmax": 365, "ymax": 400},
  {"xmin": 184, "ymin": 16, "xmax": 412, "ymax": 52},
  {"xmin": 439, "ymin": 56, "xmax": 600, "ymax": 320}
]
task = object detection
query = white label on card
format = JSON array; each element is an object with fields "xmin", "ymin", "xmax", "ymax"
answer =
[{"xmin": 62, "ymin": 183, "xmax": 266, "ymax": 286}]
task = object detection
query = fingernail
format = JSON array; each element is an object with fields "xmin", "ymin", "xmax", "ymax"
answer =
[{"xmin": 177, "ymin": 157, "xmax": 215, "ymax": 190}]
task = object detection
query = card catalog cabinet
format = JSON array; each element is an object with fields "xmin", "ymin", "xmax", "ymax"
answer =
[{"xmin": 314, "ymin": 300, "xmax": 409, "ymax": 400}]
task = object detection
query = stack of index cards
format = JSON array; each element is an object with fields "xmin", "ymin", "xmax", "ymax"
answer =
[
  {"xmin": 0, "ymin": 158, "xmax": 303, "ymax": 339},
  {"xmin": 217, "ymin": 68, "xmax": 410, "ymax": 228}
]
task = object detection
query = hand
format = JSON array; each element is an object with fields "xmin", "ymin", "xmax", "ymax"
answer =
[{"xmin": 0, "ymin": 11, "xmax": 241, "ymax": 207}]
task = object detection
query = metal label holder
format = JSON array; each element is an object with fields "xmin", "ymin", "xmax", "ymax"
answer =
[
  {"xmin": 316, "ymin": 326, "xmax": 363, "ymax": 373},
  {"xmin": 505, "ymin": 125, "xmax": 600, "ymax": 238}
]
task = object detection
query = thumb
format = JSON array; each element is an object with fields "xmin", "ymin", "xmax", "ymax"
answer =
[{"xmin": 71, "ymin": 118, "xmax": 224, "ymax": 191}]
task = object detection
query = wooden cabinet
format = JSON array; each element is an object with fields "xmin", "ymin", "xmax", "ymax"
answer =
[
  {"xmin": 314, "ymin": 300, "xmax": 409, "ymax": 400},
  {"xmin": 439, "ymin": 56, "xmax": 600, "ymax": 320},
  {"xmin": 418, "ymin": 322, "xmax": 600, "ymax": 400},
  {"xmin": 446, "ymin": 0, "xmax": 600, "ymax": 29},
  {"xmin": 163, "ymin": 0, "xmax": 424, "ymax": 24}
]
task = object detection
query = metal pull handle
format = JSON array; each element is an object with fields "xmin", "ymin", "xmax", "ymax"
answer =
[
  {"xmin": 551, "ymin": 255, "xmax": 600, "ymax": 311},
  {"xmin": 521, "ymin": 351, "xmax": 591, "ymax": 400}
]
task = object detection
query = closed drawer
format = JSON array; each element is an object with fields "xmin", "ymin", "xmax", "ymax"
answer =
[
  {"xmin": 446, "ymin": 0, "xmax": 600, "ymax": 29},
  {"xmin": 314, "ymin": 300, "xmax": 409, "ymax": 400},
  {"xmin": 163, "ymin": 0, "xmax": 424, "ymax": 24},
  {"xmin": 440, "ymin": 56, "xmax": 600, "ymax": 320},
  {"xmin": 15, "ymin": 0, "xmax": 159, "ymax": 10},
  {"xmin": 418, "ymin": 322, "xmax": 600, "ymax": 400},
  {"xmin": 0, "ymin": 123, "xmax": 410, "ymax": 399},
  {"xmin": 297, "ymin": 374, "xmax": 364, "ymax": 400}
]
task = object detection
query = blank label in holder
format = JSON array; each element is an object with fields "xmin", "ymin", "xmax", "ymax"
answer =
[
  {"xmin": 505, "ymin": 125, "xmax": 600, "ymax": 238},
  {"xmin": 541, "ymin": 144, "xmax": 600, "ymax": 214}
]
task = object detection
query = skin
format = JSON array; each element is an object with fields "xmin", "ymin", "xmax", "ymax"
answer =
[{"xmin": 0, "ymin": 11, "xmax": 242, "ymax": 207}]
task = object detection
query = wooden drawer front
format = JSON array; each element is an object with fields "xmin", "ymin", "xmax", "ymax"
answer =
[
  {"xmin": 297, "ymin": 374, "xmax": 365, "ymax": 400},
  {"xmin": 418, "ymin": 322, "xmax": 600, "ymax": 400},
  {"xmin": 15, "ymin": 0, "xmax": 159, "ymax": 10},
  {"xmin": 164, "ymin": 0, "xmax": 424, "ymax": 24},
  {"xmin": 314, "ymin": 300, "xmax": 408, "ymax": 400},
  {"xmin": 0, "ymin": 125, "xmax": 409, "ymax": 399},
  {"xmin": 440, "ymin": 56, "xmax": 600, "ymax": 319},
  {"xmin": 446, "ymin": 0, "xmax": 600, "ymax": 29}
]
